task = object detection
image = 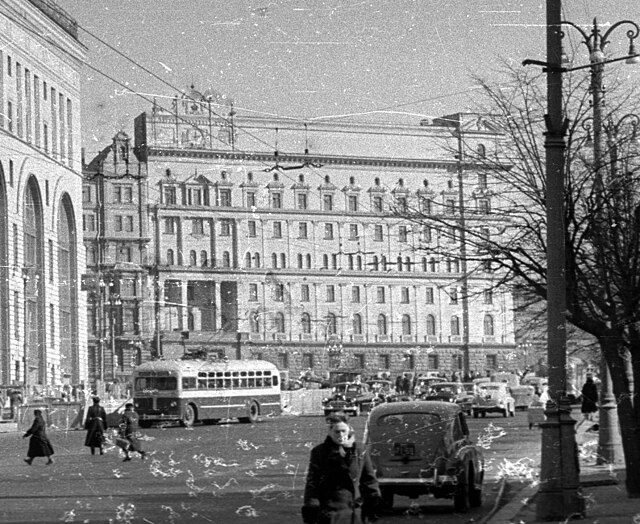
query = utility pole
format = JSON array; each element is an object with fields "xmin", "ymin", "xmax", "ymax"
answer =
[{"xmin": 536, "ymin": 0, "xmax": 584, "ymax": 519}]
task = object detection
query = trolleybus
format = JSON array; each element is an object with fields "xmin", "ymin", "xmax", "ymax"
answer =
[{"xmin": 132, "ymin": 359, "xmax": 281, "ymax": 427}]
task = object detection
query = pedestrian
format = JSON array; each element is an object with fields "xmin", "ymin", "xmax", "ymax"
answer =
[
  {"xmin": 23, "ymin": 409, "xmax": 54, "ymax": 465},
  {"xmin": 394, "ymin": 374, "xmax": 402, "ymax": 394},
  {"xmin": 118, "ymin": 403, "xmax": 146, "ymax": 462},
  {"xmin": 581, "ymin": 375, "xmax": 598, "ymax": 421},
  {"xmin": 401, "ymin": 374, "xmax": 411, "ymax": 396},
  {"xmin": 10, "ymin": 388, "xmax": 23, "ymax": 420},
  {"xmin": 302, "ymin": 412, "xmax": 382, "ymax": 524},
  {"xmin": 84, "ymin": 396, "xmax": 107, "ymax": 455}
]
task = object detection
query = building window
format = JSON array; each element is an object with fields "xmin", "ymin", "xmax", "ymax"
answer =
[
  {"xmin": 451, "ymin": 316, "xmax": 460, "ymax": 336},
  {"xmin": 219, "ymin": 189, "xmax": 231, "ymax": 207},
  {"xmin": 277, "ymin": 352, "xmax": 289, "ymax": 369},
  {"xmin": 353, "ymin": 314, "xmax": 363, "ymax": 335},
  {"xmin": 425, "ymin": 287, "xmax": 434, "ymax": 304},
  {"xmin": 484, "ymin": 289, "xmax": 493, "ymax": 304},
  {"xmin": 166, "ymin": 249, "xmax": 174, "ymax": 265},
  {"xmin": 478, "ymin": 199, "xmax": 491, "ymax": 214},
  {"xmin": 348, "ymin": 195, "xmax": 358, "ymax": 212},
  {"xmin": 445, "ymin": 198, "xmax": 456, "ymax": 214},
  {"xmin": 189, "ymin": 250, "xmax": 197, "ymax": 266},
  {"xmin": 220, "ymin": 219, "xmax": 231, "ymax": 236},
  {"xmin": 82, "ymin": 186, "xmax": 91, "ymax": 203},
  {"xmin": 352, "ymin": 286, "xmax": 360, "ymax": 303},
  {"xmin": 114, "ymin": 185, "xmax": 133, "ymax": 204},
  {"xmin": 83, "ymin": 214, "xmax": 96, "ymax": 232},
  {"xmin": 449, "ymin": 287, "xmax": 458, "ymax": 304},
  {"xmin": 402, "ymin": 315, "xmax": 412, "ymax": 335},
  {"xmin": 374, "ymin": 225, "xmax": 383, "ymax": 241},
  {"xmin": 354, "ymin": 353, "xmax": 365, "ymax": 368},
  {"xmin": 401, "ymin": 287, "xmax": 410, "ymax": 303},
  {"xmin": 301, "ymin": 313, "xmax": 311, "ymax": 334},
  {"xmin": 222, "ymin": 251, "xmax": 231, "ymax": 267},
  {"xmin": 164, "ymin": 218, "xmax": 175, "ymax": 234},
  {"xmin": 422, "ymin": 226, "xmax": 432, "ymax": 243},
  {"xmin": 115, "ymin": 216, "xmax": 125, "ymax": 233},
  {"xmin": 273, "ymin": 221, "xmax": 283, "ymax": 238},
  {"xmin": 274, "ymin": 312, "xmax": 285, "ymax": 333},
  {"xmin": 376, "ymin": 286, "xmax": 385, "ymax": 303},
  {"xmin": 246, "ymin": 191, "xmax": 256, "ymax": 208},
  {"xmin": 426, "ymin": 315, "xmax": 436, "ymax": 336},
  {"xmin": 301, "ymin": 284, "xmax": 310, "ymax": 302},
  {"xmin": 477, "ymin": 144, "xmax": 486, "ymax": 159},
  {"xmin": 189, "ymin": 188, "xmax": 203, "ymax": 206},
  {"xmin": 326, "ymin": 285, "xmax": 335, "ymax": 302},
  {"xmin": 478, "ymin": 172, "xmax": 488, "ymax": 189},
  {"xmin": 484, "ymin": 314, "xmax": 495, "ymax": 336},
  {"xmin": 349, "ymin": 224, "xmax": 358, "ymax": 240},
  {"xmin": 249, "ymin": 283, "xmax": 258, "ymax": 302},
  {"xmin": 299, "ymin": 222, "xmax": 308, "ymax": 239},
  {"xmin": 326, "ymin": 313, "xmax": 337, "ymax": 335},
  {"xmin": 271, "ymin": 192, "xmax": 282, "ymax": 209},
  {"xmin": 248, "ymin": 220, "xmax": 257, "ymax": 237},
  {"xmin": 324, "ymin": 223, "xmax": 334, "ymax": 240},
  {"xmin": 272, "ymin": 253, "xmax": 278, "ymax": 268},
  {"xmin": 428, "ymin": 354, "xmax": 439, "ymax": 370},
  {"xmin": 378, "ymin": 354, "xmax": 390, "ymax": 369},
  {"xmin": 200, "ymin": 251, "xmax": 208, "ymax": 266},
  {"xmin": 486, "ymin": 354, "xmax": 497, "ymax": 371},
  {"xmin": 117, "ymin": 246, "xmax": 132, "ymax": 263},
  {"xmin": 192, "ymin": 218, "xmax": 204, "ymax": 235},
  {"xmin": 274, "ymin": 284, "xmax": 284, "ymax": 302},
  {"xmin": 377, "ymin": 314, "xmax": 387, "ymax": 335},
  {"xmin": 301, "ymin": 353, "xmax": 314, "ymax": 369},
  {"xmin": 373, "ymin": 196, "xmax": 383, "ymax": 213},
  {"xmin": 297, "ymin": 193, "xmax": 308, "ymax": 210},
  {"xmin": 164, "ymin": 186, "xmax": 177, "ymax": 205},
  {"xmin": 323, "ymin": 194, "xmax": 333, "ymax": 211}
]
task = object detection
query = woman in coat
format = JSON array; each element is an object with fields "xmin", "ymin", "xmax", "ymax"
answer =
[
  {"xmin": 581, "ymin": 375, "xmax": 599, "ymax": 421},
  {"xmin": 302, "ymin": 413, "xmax": 382, "ymax": 524},
  {"xmin": 84, "ymin": 397, "xmax": 107, "ymax": 455},
  {"xmin": 23, "ymin": 409, "xmax": 54, "ymax": 465}
]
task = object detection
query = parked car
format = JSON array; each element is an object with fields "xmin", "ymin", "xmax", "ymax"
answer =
[
  {"xmin": 421, "ymin": 382, "xmax": 474, "ymax": 416},
  {"xmin": 366, "ymin": 379, "xmax": 395, "ymax": 406},
  {"xmin": 414, "ymin": 376, "xmax": 446, "ymax": 396},
  {"xmin": 456, "ymin": 383, "xmax": 476, "ymax": 415},
  {"xmin": 365, "ymin": 401, "xmax": 484, "ymax": 513},
  {"xmin": 511, "ymin": 385, "xmax": 535, "ymax": 410},
  {"xmin": 472, "ymin": 382, "xmax": 515, "ymax": 418},
  {"xmin": 322, "ymin": 382, "xmax": 375, "ymax": 416}
]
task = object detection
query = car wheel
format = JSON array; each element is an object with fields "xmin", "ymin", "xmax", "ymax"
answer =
[
  {"xmin": 481, "ymin": 411, "xmax": 486, "ymax": 418},
  {"xmin": 473, "ymin": 409, "xmax": 479, "ymax": 419},
  {"xmin": 503, "ymin": 408, "xmax": 508, "ymax": 418},
  {"xmin": 239, "ymin": 401, "xmax": 260, "ymax": 423},
  {"xmin": 139, "ymin": 420, "xmax": 152, "ymax": 429},
  {"xmin": 453, "ymin": 469, "xmax": 470, "ymax": 513},
  {"xmin": 180, "ymin": 404, "xmax": 196, "ymax": 427},
  {"xmin": 469, "ymin": 469, "xmax": 483, "ymax": 508},
  {"xmin": 380, "ymin": 488, "xmax": 394, "ymax": 510}
]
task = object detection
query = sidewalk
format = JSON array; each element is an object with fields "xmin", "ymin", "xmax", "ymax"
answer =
[{"xmin": 489, "ymin": 420, "xmax": 638, "ymax": 524}]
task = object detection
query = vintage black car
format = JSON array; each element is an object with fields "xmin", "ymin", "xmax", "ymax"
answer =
[
  {"xmin": 422, "ymin": 382, "xmax": 473, "ymax": 415},
  {"xmin": 322, "ymin": 382, "xmax": 375, "ymax": 416},
  {"xmin": 365, "ymin": 401, "xmax": 484, "ymax": 513}
]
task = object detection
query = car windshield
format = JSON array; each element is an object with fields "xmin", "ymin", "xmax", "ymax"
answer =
[
  {"xmin": 431, "ymin": 385, "xmax": 455, "ymax": 393},
  {"xmin": 480, "ymin": 385, "xmax": 502, "ymax": 392},
  {"xmin": 346, "ymin": 385, "xmax": 361, "ymax": 393}
]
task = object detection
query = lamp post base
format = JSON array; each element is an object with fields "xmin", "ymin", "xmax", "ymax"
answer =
[
  {"xmin": 536, "ymin": 399, "xmax": 585, "ymax": 521},
  {"xmin": 597, "ymin": 362, "xmax": 623, "ymax": 465}
]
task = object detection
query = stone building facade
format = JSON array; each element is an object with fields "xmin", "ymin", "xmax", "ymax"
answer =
[
  {"xmin": 84, "ymin": 86, "xmax": 516, "ymax": 385},
  {"xmin": 0, "ymin": 0, "xmax": 87, "ymax": 390}
]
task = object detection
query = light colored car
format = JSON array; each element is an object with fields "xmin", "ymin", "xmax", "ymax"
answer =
[
  {"xmin": 365, "ymin": 401, "xmax": 484, "ymax": 513},
  {"xmin": 472, "ymin": 382, "xmax": 515, "ymax": 418}
]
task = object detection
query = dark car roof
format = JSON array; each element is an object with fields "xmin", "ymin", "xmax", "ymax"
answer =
[{"xmin": 369, "ymin": 400, "xmax": 462, "ymax": 419}]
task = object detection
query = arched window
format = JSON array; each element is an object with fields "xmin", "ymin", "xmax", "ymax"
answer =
[
  {"xmin": 222, "ymin": 251, "xmax": 231, "ymax": 268},
  {"xmin": 426, "ymin": 314, "xmax": 436, "ymax": 336},
  {"xmin": 332, "ymin": 254, "xmax": 338, "ymax": 269},
  {"xmin": 272, "ymin": 253, "xmax": 278, "ymax": 268},
  {"xmin": 306, "ymin": 254, "xmax": 312, "ymax": 268},
  {"xmin": 357, "ymin": 256, "xmax": 362, "ymax": 270},
  {"xmin": 297, "ymin": 253, "xmax": 303, "ymax": 269},
  {"xmin": 429, "ymin": 257, "xmax": 437, "ymax": 272},
  {"xmin": 484, "ymin": 314, "xmax": 495, "ymax": 336},
  {"xmin": 326, "ymin": 313, "xmax": 337, "ymax": 335},
  {"xmin": 280, "ymin": 253, "xmax": 286, "ymax": 268},
  {"xmin": 422, "ymin": 257, "xmax": 428, "ymax": 272},
  {"xmin": 188, "ymin": 311, "xmax": 195, "ymax": 331},
  {"xmin": 352, "ymin": 313, "xmax": 362, "ymax": 335},
  {"xmin": 250, "ymin": 311, "xmax": 260, "ymax": 333},
  {"xmin": 477, "ymin": 143, "xmax": 486, "ymax": 158},
  {"xmin": 451, "ymin": 315, "xmax": 460, "ymax": 336},
  {"xmin": 200, "ymin": 250, "xmax": 208, "ymax": 267},
  {"xmin": 245, "ymin": 252, "xmax": 252, "ymax": 268},
  {"xmin": 348, "ymin": 255, "xmax": 354, "ymax": 270},
  {"xmin": 274, "ymin": 312, "xmax": 285, "ymax": 333},
  {"xmin": 372, "ymin": 256, "xmax": 379, "ymax": 271},
  {"xmin": 405, "ymin": 257, "xmax": 411, "ymax": 272},
  {"xmin": 254, "ymin": 252, "xmax": 261, "ymax": 268},
  {"xmin": 397, "ymin": 256, "xmax": 403, "ymax": 271},
  {"xmin": 301, "ymin": 313, "xmax": 311, "ymax": 334},
  {"xmin": 381, "ymin": 255, "xmax": 387, "ymax": 271},
  {"xmin": 402, "ymin": 314, "xmax": 412, "ymax": 335},
  {"xmin": 166, "ymin": 249, "xmax": 174, "ymax": 265},
  {"xmin": 189, "ymin": 250, "xmax": 197, "ymax": 266},
  {"xmin": 377, "ymin": 314, "xmax": 387, "ymax": 335},
  {"xmin": 322, "ymin": 254, "xmax": 329, "ymax": 269}
]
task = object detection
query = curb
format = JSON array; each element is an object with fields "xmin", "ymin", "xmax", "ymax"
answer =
[
  {"xmin": 485, "ymin": 480, "xmax": 538, "ymax": 524},
  {"xmin": 477, "ymin": 477, "xmax": 508, "ymax": 524}
]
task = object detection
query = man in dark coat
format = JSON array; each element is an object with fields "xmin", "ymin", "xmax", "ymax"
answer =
[
  {"xmin": 302, "ymin": 413, "xmax": 382, "ymax": 524},
  {"xmin": 23, "ymin": 409, "xmax": 54, "ymax": 465},
  {"xmin": 581, "ymin": 375, "xmax": 599, "ymax": 421},
  {"xmin": 119, "ymin": 403, "xmax": 146, "ymax": 462},
  {"xmin": 84, "ymin": 397, "xmax": 107, "ymax": 455}
]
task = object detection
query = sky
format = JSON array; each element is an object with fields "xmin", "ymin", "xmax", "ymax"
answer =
[{"xmin": 53, "ymin": 0, "xmax": 640, "ymax": 159}]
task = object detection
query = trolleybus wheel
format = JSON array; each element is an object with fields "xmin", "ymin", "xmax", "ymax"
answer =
[
  {"xmin": 239, "ymin": 401, "xmax": 260, "ymax": 423},
  {"xmin": 181, "ymin": 404, "xmax": 196, "ymax": 427}
]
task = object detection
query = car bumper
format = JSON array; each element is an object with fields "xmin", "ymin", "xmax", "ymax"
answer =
[{"xmin": 377, "ymin": 474, "xmax": 458, "ymax": 488}]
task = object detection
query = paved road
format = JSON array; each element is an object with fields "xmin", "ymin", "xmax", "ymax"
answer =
[{"xmin": 0, "ymin": 410, "xmax": 541, "ymax": 523}]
